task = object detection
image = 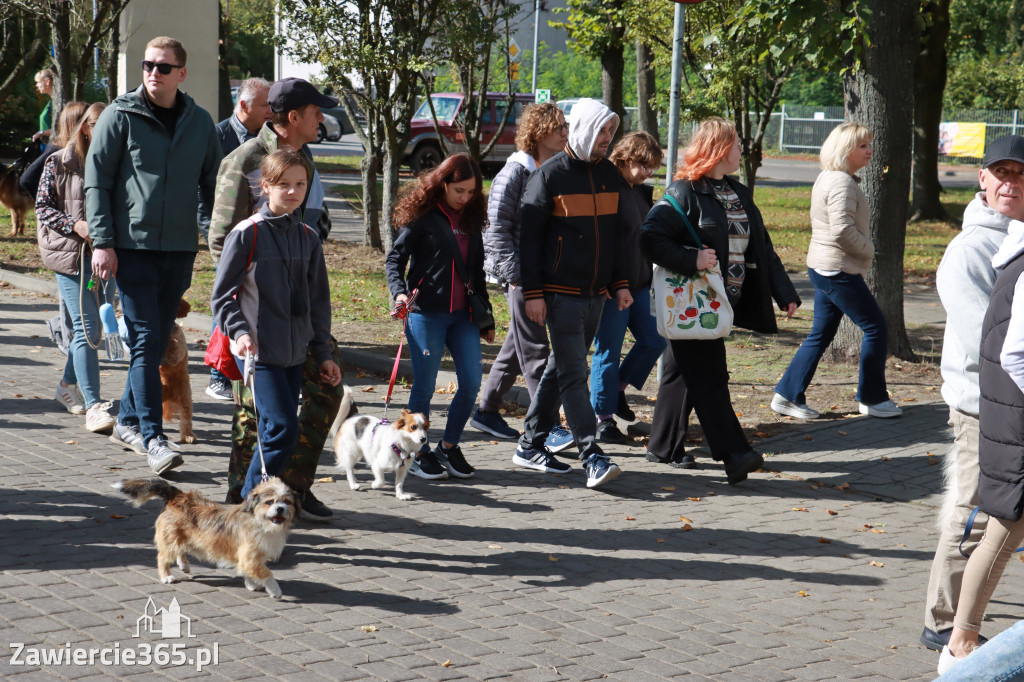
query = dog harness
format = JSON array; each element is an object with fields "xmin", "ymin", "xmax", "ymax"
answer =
[{"xmin": 370, "ymin": 419, "xmax": 410, "ymax": 461}]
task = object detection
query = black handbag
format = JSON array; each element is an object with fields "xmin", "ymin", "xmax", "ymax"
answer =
[{"xmin": 439, "ymin": 223, "xmax": 494, "ymax": 331}]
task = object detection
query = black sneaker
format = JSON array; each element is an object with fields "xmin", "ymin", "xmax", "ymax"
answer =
[
  {"xmin": 616, "ymin": 391, "xmax": 636, "ymax": 421},
  {"xmin": 470, "ymin": 408, "xmax": 519, "ymax": 439},
  {"xmin": 435, "ymin": 442, "xmax": 475, "ymax": 479},
  {"xmin": 597, "ymin": 419, "xmax": 628, "ymax": 444},
  {"xmin": 205, "ymin": 379, "xmax": 233, "ymax": 401},
  {"xmin": 410, "ymin": 449, "xmax": 449, "ymax": 480},
  {"xmin": 723, "ymin": 450, "xmax": 764, "ymax": 485},
  {"xmin": 299, "ymin": 490, "xmax": 333, "ymax": 521},
  {"xmin": 513, "ymin": 442, "xmax": 572, "ymax": 473}
]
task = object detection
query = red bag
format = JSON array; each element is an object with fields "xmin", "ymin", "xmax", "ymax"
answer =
[{"xmin": 204, "ymin": 221, "xmax": 257, "ymax": 382}]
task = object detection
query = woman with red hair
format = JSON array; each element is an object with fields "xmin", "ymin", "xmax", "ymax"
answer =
[
  {"xmin": 639, "ymin": 117, "xmax": 800, "ymax": 483},
  {"xmin": 385, "ymin": 153, "xmax": 495, "ymax": 481}
]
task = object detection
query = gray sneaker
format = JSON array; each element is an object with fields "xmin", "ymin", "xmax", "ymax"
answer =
[
  {"xmin": 147, "ymin": 436, "xmax": 184, "ymax": 475},
  {"xmin": 110, "ymin": 422, "xmax": 147, "ymax": 455}
]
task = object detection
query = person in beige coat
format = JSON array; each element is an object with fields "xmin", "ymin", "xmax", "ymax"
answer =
[{"xmin": 772, "ymin": 122, "xmax": 902, "ymax": 420}]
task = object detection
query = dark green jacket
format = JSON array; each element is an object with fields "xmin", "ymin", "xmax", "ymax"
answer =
[{"xmin": 85, "ymin": 86, "xmax": 222, "ymax": 252}]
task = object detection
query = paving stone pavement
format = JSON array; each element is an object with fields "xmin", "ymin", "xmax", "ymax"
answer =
[{"xmin": 1, "ymin": 285, "xmax": 1022, "ymax": 681}]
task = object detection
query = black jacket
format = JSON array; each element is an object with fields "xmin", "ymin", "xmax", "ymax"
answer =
[
  {"xmin": 385, "ymin": 205, "xmax": 494, "ymax": 330},
  {"xmin": 622, "ymin": 182, "xmax": 655, "ymax": 292},
  {"xmin": 978, "ymin": 250, "xmax": 1024, "ymax": 522},
  {"xmin": 639, "ymin": 176, "xmax": 800, "ymax": 334},
  {"xmin": 519, "ymin": 147, "xmax": 630, "ymax": 300}
]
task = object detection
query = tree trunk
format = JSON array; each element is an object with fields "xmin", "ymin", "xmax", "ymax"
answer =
[
  {"xmin": 106, "ymin": 21, "xmax": 119, "ymax": 104},
  {"xmin": 832, "ymin": 0, "xmax": 918, "ymax": 363},
  {"xmin": 910, "ymin": 0, "xmax": 951, "ymax": 222},
  {"xmin": 600, "ymin": 40, "xmax": 624, "ymax": 141},
  {"xmin": 635, "ymin": 39, "xmax": 658, "ymax": 141},
  {"xmin": 361, "ymin": 148, "xmax": 382, "ymax": 250},
  {"xmin": 51, "ymin": 1, "xmax": 73, "ymax": 122},
  {"xmin": 381, "ymin": 143, "xmax": 402, "ymax": 256}
]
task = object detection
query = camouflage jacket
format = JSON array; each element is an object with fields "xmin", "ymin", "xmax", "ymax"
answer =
[{"xmin": 208, "ymin": 122, "xmax": 331, "ymax": 263}]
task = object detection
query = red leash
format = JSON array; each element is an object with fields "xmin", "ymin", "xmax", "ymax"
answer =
[{"xmin": 384, "ymin": 288, "xmax": 418, "ymax": 420}]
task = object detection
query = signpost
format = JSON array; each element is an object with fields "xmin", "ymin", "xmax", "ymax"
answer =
[
  {"xmin": 665, "ymin": 0, "xmax": 709, "ymax": 187},
  {"xmin": 509, "ymin": 37, "xmax": 521, "ymax": 83},
  {"xmin": 535, "ymin": 89, "xmax": 551, "ymax": 104}
]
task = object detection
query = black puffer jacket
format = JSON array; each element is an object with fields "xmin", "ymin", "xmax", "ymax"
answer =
[
  {"xmin": 622, "ymin": 182, "xmax": 655, "ymax": 292},
  {"xmin": 639, "ymin": 176, "xmax": 799, "ymax": 334},
  {"xmin": 483, "ymin": 152, "xmax": 533, "ymax": 286},
  {"xmin": 385, "ymin": 205, "xmax": 494, "ymax": 330}
]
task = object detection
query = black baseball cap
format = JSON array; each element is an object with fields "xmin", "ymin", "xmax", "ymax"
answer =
[
  {"xmin": 982, "ymin": 135, "xmax": 1024, "ymax": 168},
  {"xmin": 268, "ymin": 78, "xmax": 338, "ymax": 113}
]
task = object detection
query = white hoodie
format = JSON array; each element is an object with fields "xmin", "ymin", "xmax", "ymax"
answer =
[
  {"xmin": 567, "ymin": 98, "xmax": 619, "ymax": 161},
  {"xmin": 993, "ymin": 218, "xmax": 1024, "ymax": 396},
  {"xmin": 938, "ymin": 194, "xmax": 1012, "ymax": 415}
]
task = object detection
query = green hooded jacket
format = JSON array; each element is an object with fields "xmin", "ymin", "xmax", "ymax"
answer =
[{"xmin": 85, "ymin": 86, "xmax": 222, "ymax": 252}]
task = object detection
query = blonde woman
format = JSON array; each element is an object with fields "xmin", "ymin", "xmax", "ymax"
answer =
[
  {"xmin": 772, "ymin": 122, "xmax": 901, "ymax": 420},
  {"xmin": 33, "ymin": 69, "xmax": 55, "ymax": 142}
]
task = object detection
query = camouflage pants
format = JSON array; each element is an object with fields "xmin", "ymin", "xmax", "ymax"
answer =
[{"xmin": 226, "ymin": 338, "xmax": 344, "ymax": 503}]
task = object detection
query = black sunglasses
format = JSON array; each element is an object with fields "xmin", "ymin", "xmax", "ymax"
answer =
[{"xmin": 141, "ymin": 60, "xmax": 183, "ymax": 75}]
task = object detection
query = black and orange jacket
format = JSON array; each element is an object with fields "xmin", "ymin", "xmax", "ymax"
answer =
[{"xmin": 518, "ymin": 147, "xmax": 630, "ymax": 300}]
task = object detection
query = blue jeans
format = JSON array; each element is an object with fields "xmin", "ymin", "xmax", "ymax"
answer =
[
  {"xmin": 115, "ymin": 250, "xmax": 196, "ymax": 447},
  {"xmin": 235, "ymin": 358, "xmax": 303, "ymax": 498},
  {"xmin": 775, "ymin": 269, "xmax": 888, "ymax": 406},
  {"xmin": 406, "ymin": 310, "xmax": 482, "ymax": 445},
  {"xmin": 55, "ymin": 256, "xmax": 105, "ymax": 407},
  {"xmin": 938, "ymin": 620, "xmax": 1024, "ymax": 681},
  {"xmin": 590, "ymin": 288, "xmax": 665, "ymax": 416},
  {"xmin": 521, "ymin": 294, "xmax": 604, "ymax": 460}
]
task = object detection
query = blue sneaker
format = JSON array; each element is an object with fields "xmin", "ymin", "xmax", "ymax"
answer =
[
  {"xmin": 470, "ymin": 408, "xmax": 519, "ymax": 439},
  {"xmin": 513, "ymin": 442, "xmax": 572, "ymax": 473},
  {"xmin": 545, "ymin": 425, "xmax": 575, "ymax": 453},
  {"xmin": 584, "ymin": 453, "xmax": 621, "ymax": 488}
]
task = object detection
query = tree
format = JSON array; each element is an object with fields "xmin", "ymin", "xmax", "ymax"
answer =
[
  {"xmin": 910, "ymin": 0, "xmax": 952, "ymax": 223},
  {"xmin": 279, "ymin": 0, "xmax": 447, "ymax": 253},
  {"xmin": 832, "ymin": 0, "xmax": 920, "ymax": 362}
]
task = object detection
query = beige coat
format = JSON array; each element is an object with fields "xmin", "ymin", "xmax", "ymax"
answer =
[{"xmin": 806, "ymin": 169, "xmax": 874, "ymax": 275}]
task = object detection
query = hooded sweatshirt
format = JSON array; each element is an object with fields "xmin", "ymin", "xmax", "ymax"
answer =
[
  {"xmin": 937, "ymin": 195, "xmax": 1012, "ymax": 415},
  {"xmin": 518, "ymin": 99, "xmax": 629, "ymax": 300}
]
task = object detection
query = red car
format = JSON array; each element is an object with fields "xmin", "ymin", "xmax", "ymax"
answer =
[{"xmin": 403, "ymin": 92, "xmax": 536, "ymax": 173}]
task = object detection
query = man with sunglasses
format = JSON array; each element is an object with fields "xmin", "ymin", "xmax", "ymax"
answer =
[
  {"xmin": 920, "ymin": 134, "xmax": 1024, "ymax": 653},
  {"xmin": 86, "ymin": 36, "xmax": 222, "ymax": 475}
]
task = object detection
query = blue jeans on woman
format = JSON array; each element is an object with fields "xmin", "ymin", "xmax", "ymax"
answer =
[
  {"xmin": 55, "ymin": 256, "xmax": 105, "ymax": 407},
  {"xmin": 235, "ymin": 357, "xmax": 304, "ymax": 498},
  {"xmin": 406, "ymin": 309, "xmax": 482, "ymax": 445},
  {"xmin": 590, "ymin": 287, "xmax": 665, "ymax": 416},
  {"xmin": 775, "ymin": 269, "xmax": 888, "ymax": 406}
]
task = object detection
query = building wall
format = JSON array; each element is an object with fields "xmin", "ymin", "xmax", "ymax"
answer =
[{"xmin": 118, "ymin": 0, "xmax": 220, "ymax": 117}]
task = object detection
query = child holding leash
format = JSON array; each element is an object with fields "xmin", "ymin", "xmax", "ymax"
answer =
[{"xmin": 212, "ymin": 149, "xmax": 340, "ymax": 499}]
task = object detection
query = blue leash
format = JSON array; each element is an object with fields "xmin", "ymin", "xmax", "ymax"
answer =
[{"xmin": 959, "ymin": 506, "xmax": 1024, "ymax": 558}]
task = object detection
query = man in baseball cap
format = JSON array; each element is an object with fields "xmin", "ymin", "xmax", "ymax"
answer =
[
  {"xmin": 919, "ymin": 133, "xmax": 1024, "ymax": 653},
  {"xmin": 208, "ymin": 77, "xmax": 345, "ymax": 521}
]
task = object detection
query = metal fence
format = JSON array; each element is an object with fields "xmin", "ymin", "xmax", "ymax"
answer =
[{"xmin": 746, "ymin": 104, "xmax": 1024, "ymax": 163}]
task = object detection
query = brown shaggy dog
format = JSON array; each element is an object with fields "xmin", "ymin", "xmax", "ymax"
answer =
[
  {"xmin": 160, "ymin": 299, "xmax": 195, "ymax": 444},
  {"xmin": 114, "ymin": 477, "xmax": 298, "ymax": 599},
  {"xmin": 0, "ymin": 165, "xmax": 33, "ymax": 236}
]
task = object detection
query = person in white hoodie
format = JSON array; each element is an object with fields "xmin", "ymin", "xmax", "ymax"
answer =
[
  {"xmin": 471, "ymin": 103, "xmax": 569, "ymax": 443},
  {"xmin": 920, "ymin": 134, "xmax": 1024, "ymax": 654}
]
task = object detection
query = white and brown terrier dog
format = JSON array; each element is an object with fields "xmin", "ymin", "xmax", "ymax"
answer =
[
  {"xmin": 330, "ymin": 385, "xmax": 429, "ymax": 500},
  {"xmin": 115, "ymin": 477, "xmax": 298, "ymax": 599}
]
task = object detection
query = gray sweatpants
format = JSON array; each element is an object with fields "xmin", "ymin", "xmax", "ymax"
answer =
[{"xmin": 479, "ymin": 283, "xmax": 551, "ymax": 411}]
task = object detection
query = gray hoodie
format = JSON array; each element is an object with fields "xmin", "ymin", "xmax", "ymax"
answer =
[{"xmin": 938, "ymin": 194, "xmax": 1012, "ymax": 415}]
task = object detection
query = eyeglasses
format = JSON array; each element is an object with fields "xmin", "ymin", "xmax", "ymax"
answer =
[
  {"xmin": 142, "ymin": 60, "xmax": 183, "ymax": 75},
  {"xmin": 557, "ymin": 124, "xmax": 568, "ymax": 134},
  {"xmin": 987, "ymin": 165, "xmax": 1024, "ymax": 184},
  {"xmin": 636, "ymin": 165, "xmax": 657, "ymax": 177}
]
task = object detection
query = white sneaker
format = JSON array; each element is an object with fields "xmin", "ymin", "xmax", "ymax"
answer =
[
  {"xmin": 56, "ymin": 382, "xmax": 85, "ymax": 415},
  {"xmin": 937, "ymin": 645, "xmax": 971, "ymax": 676},
  {"xmin": 85, "ymin": 401, "xmax": 116, "ymax": 432},
  {"xmin": 770, "ymin": 394, "xmax": 820, "ymax": 419},
  {"xmin": 859, "ymin": 399, "xmax": 902, "ymax": 419}
]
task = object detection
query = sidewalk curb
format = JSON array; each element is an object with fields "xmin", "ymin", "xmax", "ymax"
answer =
[{"xmin": 0, "ymin": 265, "xmax": 533, "ymax": 407}]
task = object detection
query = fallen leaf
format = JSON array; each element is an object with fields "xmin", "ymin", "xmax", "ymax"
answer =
[
  {"xmin": 680, "ymin": 524, "xmax": 693, "ymax": 531},
  {"xmin": 754, "ymin": 431, "xmax": 771, "ymax": 438},
  {"xmin": 835, "ymin": 482, "xmax": 850, "ymax": 490},
  {"xmin": 110, "ymin": 514, "xmax": 125, "ymax": 519},
  {"xmin": 825, "ymin": 509, "xmax": 839, "ymax": 516},
  {"xmin": 817, "ymin": 537, "xmax": 831, "ymax": 544},
  {"xmin": 316, "ymin": 477, "xmax": 334, "ymax": 483},
  {"xmin": 656, "ymin": 538, "xmax": 665, "ymax": 543},
  {"xmin": 792, "ymin": 507, "xmax": 809, "ymax": 512},
  {"xmin": 804, "ymin": 435, "xmax": 814, "ymax": 441},
  {"xmin": 798, "ymin": 590, "xmax": 809, "ymax": 597},
  {"xmin": 360, "ymin": 386, "xmax": 375, "ymax": 392},
  {"xmin": 901, "ymin": 398, "xmax": 916, "ymax": 403},
  {"xmin": 557, "ymin": 484, "xmax": 569, "ymax": 489},
  {"xmin": 869, "ymin": 561, "xmax": 885, "ymax": 567},
  {"xmin": 687, "ymin": 497, "xmax": 701, "ymax": 502},
  {"xmin": 65, "ymin": 440, "xmax": 78, "ymax": 445},
  {"xmin": 735, "ymin": 411, "xmax": 743, "ymax": 417},
  {"xmin": 625, "ymin": 516, "xmax": 636, "ymax": 521},
  {"xmin": 679, "ymin": 516, "xmax": 693, "ymax": 523},
  {"xmin": 13, "ymin": 394, "xmax": 22, "ymax": 398},
  {"xmin": 441, "ymin": 660, "xmax": 451, "ymax": 667},
  {"xmin": 871, "ymin": 528, "xmax": 885, "ymax": 534},
  {"xmin": 488, "ymin": 440, "xmax": 499, "ymax": 445},
  {"xmin": 488, "ymin": 544, "xmax": 502, "ymax": 549},
  {"xmin": 829, "ymin": 405, "xmax": 839, "ymax": 410},
  {"xmin": 661, "ymin": 486, "xmax": 676, "ymax": 491},
  {"xmin": 809, "ymin": 483, "xmax": 821, "ymax": 490},
  {"xmin": 548, "ymin": 555, "xmax": 559, "ymax": 562},
  {"xmin": 360, "ymin": 625, "xmax": 379, "ymax": 632},
  {"xmin": 880, "ymin": 455, "xmax": 891, "ymax": 461},
  {"xmin": 837, "ymin": 431, "xmax": 847, "ymax": 436}
]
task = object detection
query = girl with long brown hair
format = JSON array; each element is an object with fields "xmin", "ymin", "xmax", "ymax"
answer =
[{"xmin": 385, "ymin": 152, "xmax": 494, "ymax": 481}]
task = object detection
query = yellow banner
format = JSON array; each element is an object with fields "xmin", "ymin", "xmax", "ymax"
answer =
[{"xmin": 938, "ymin": 122, "xmax": 987, "ymax": 158}]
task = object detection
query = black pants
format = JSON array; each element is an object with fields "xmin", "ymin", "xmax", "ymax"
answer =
[{"xmin": 648, "ymin": 338, "xmax": 750, "ymax": 461}]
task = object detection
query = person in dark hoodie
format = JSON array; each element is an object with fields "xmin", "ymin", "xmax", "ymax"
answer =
[
  {"xmin": 86, "ymin": 36, "xmax": 222, "ymax": 476},
  {"xmin": 211, "ymin": 149, "xmax": 340, "ymax": 499},
  {"xmin": 386, "ymin": 153, "xmax": 495, "ymax": 482},
  {"xmin": 513, "ymin": 98, "xmax": 633, "ymax": 489},
  {"xmin": 639, "ymin": 117, "xmax": 799, "ymax": 483},
  {"xmin": 589, "ymin": 131, "xmax": 666, "ymax": 445}
]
